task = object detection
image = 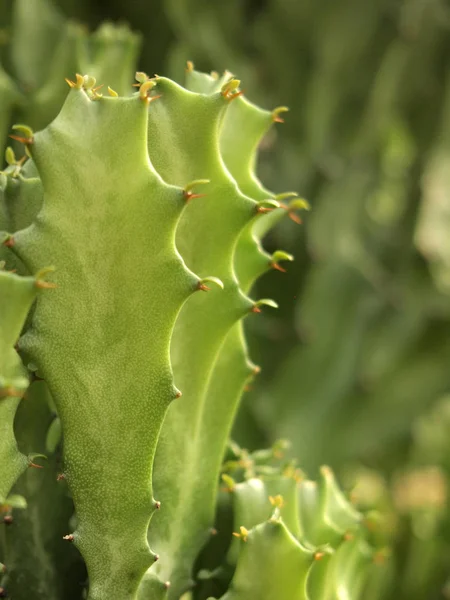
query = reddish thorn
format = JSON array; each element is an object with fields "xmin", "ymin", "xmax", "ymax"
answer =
[
  {"xmin": 244, "ymin": 385, "xmax": 253, "ymax": 392},
  {"xmin": 184, "ymin": 191, "xmax": 207, "ymax": 203},
  {"xmin": 253, "ymin": 366, "xmax": 261, "ymax": 375},
  {"xmin": 273, "ymin": 116, "xmax": 284, "ymax": 124},
  {"xmin": 0, "ymin": 587, "xmax": 6, "ymax": 598},
  {"xmin": 154, "ymin": 501, "xmax": 161, "ymax": 510},
  {"xmin": 146, "ymin": 94, "xmax": 162, "ymax": 105},
  {"xmin": 164, "ymin": 582, "xmax": 171, "ymax": 589},
  {"xmin": 63, "ymin": 534, "xmax": 74, "ymax": 542},
  {"xmin": 197, "ymin": 282, "xmax": 210, "ymax": 292},
  {"xmin": 211, "ymin": 528, "xmax": 218, "ymax": 535},
  {"xmin": 29, "ymin": 462, "xmax": 44, "ymax": 469},
  {"xmin": 3, "ymin": 515, "xmax": 13, "ymax": 525},
  {"xmin": 256, "ymin": 206, "xmax": 274, "ymax": 214},
  {"xmin": 270, "ymin": 261, "xmax": 287, "ymax": 273},
  {"xmin": 153, "ymin": 554, "xmax": 159, "ymax": 562},
  {"xmin": 57, "ymin": 473, "xmax": 65, "ymax": 481},
  {"xmin": 251, "ymin": 306, "xmax": 262, "ymax": 314},
  {"xmin": 3, "ymin": 237, "xmax": 14, "ymax": 248},
  {"xmin": 175, "ymin": 391, "xmax": 182, "ymax": 399},
  {"xmin": 288, "ymin": 212, "xmax": 302, "ymax": 225},
  {"xmin": 9, "ymin": 134, "xmax": 32, "ymax": 145}
]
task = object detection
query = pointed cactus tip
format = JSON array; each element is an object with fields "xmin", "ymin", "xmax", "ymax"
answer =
[
  {"xmin": 27, "ymin": 453, "xmax": 47, "ymax": 469},
  {"xmin": 11, "ymin": 124, "xmax": 34, "ymax": 145},
  {"xmin": 256, "ymin": 199, "xmax": 280, "ymax": 214},
  {"xmin": 197, "ymin": 276, "xmax": 224, "ymax": 292},
  {"xmin": 184, "ymin": 179, "xmax": 210, "ymax": 202},
  {"xmin": 232, "ymin": 526, "xmax": 249, "ymax": 542},
  {"xmin": 221, "ymin": 78, "xmax": 243, "ymax": 101},
  {"xmin": 139, "ymin": 80, "xmax": 158, "ymax": 102},
  {"xmin": 251, "ymin": 299, "xmax": 278, "ymax": 314},
  {"xmin": 272, "ymin": 106, "xmax": 289, "ymax": 123},
  {"xmin": 5, "ymin": 146, "xmax": 16, "ymax": 166},
  {"xmin": 35, "ymin": 267, "xmax": 57, "ymax": 290},
  {"xmin": 270, "ymin": 250, "xmax": 294, "ymax": 272},
  {"xmin": 221, "ymin": 473, "xmax": 236, "ymax": 492}
]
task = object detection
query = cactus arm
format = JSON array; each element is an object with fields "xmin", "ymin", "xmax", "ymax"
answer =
[
  {"xmin": 218, "ymin": 515, "xmax": 313, "ymax": 600},
  {"xmin": 0, "ymin": 271, "xmax": 40, "ymax": 503},
  {"xmin": 225, "ymin": 476, "xmax": 301, "ymax": 567},
  {"xmin": 298, "ymin": 466, "xmax": 361, "ymax": 549},
  {"xmin": 144, "ymin": 75, "xmax": 259, "ymax": 595},
  {"xmin": 308, "ymin": 535, "xmax": 373, "ymax": 600},
  {"xmin": 9, "ymin": 81, "xmax": 203, "ymax": 600}
]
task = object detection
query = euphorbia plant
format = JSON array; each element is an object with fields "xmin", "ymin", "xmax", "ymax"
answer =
[{"xmin": 0, "ymin": 2, "xmax": 389, "ymax": 599}]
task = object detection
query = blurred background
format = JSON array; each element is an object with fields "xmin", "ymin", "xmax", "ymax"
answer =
[{"xmin": 1, "ymin": 0, "xmax": 450, "ymax": 597}]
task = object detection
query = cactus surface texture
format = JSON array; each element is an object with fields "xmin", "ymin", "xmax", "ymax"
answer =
[{"xmin": 2, "ymin": 0, "xmax": 447, "ymax": 599}]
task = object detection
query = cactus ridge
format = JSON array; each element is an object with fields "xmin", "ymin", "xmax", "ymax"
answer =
[{"xmin": 0, "ymin": 269, "xmax": 43, "ymax": 505}]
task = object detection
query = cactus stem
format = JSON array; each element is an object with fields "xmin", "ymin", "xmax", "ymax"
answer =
[{"xmin": 272, "ymin": 106, "xmax": 289, "ymax": 123}]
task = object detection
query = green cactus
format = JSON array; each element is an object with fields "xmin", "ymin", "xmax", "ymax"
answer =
[{"xmin": 0, "ymin": 2, "xmax": 410, "ymax": 599}]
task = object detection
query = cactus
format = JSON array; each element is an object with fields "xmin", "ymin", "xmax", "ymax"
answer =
[
  {"xmin": 6, "ymin": 1, "xmax": 446, "ymax": 599},
  {"xmin": 0, "ymin": 3, "xmax": 334, "ymax": 599}
]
